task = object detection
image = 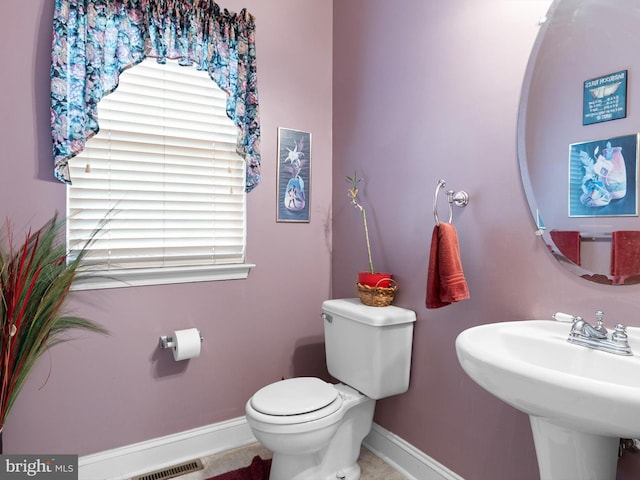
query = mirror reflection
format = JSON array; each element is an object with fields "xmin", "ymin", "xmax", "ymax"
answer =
[{"xmin": 518, "ymin": 0, "xmax": 640, "ymax": 285}]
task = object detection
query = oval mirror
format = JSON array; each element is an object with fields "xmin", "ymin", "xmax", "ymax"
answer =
[{"xmin": 518, "ymin": 0, "xmax": 640, "ymax": 285}]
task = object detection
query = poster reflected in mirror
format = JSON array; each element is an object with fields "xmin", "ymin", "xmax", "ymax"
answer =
[
  {"xmin": 569, "ymin": 133, "xmax": 638, "ymax": 217},
  {"xmin": 277, "ymin": 127, "xmax": 311, "ymax": 222},
  {"xmin": 583, "ymin": 70, "xmax": 627, "ymax": 126}
]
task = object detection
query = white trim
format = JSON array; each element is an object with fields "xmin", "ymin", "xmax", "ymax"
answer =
[
  {"xmin": 78, "ymin": 418, "xmax": 463, "ymax": 480},
  {"xmin": 71, "ymin": 263, "xmax": 256, "ymax": 291},
  {"xmin": 78, "ymin": 417, "xmax": 256, "ymax": 480},
  {"xmin": 364, "ymin": 423, "xmax": 465, "ymax": 480}
]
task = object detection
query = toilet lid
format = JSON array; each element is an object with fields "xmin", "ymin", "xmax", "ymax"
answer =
[{"xmin": 250, "ymin": 377, "xmax": 339, "ymax": 416}]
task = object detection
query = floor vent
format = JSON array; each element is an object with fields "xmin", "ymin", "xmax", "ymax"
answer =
[{"xmin": 131, "ymin": 458, "xmax": 204, "ymax": 480}]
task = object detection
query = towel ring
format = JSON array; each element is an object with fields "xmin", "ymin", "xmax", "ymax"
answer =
[{"xmin": 433, "ymin": 179, "xmax": 469, "ymax": 226}]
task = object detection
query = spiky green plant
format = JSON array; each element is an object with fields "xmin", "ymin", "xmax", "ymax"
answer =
[{"xmin": 0, "ymin": 213, "xmax": 107, "ymax": 431}]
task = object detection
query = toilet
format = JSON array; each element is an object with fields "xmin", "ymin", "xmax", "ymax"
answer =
[{"xmin": 245, "ymin": 298, "xmax": 416, "ymax": 480}]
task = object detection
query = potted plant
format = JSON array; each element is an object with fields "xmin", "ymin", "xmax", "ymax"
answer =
[
  {"xmin": 346, "ymin": 172, "xmax": 394, "ymax": 296},
  {"xmin": 0, "ymin": 213, "xmax": 108, "ymax": 450}
]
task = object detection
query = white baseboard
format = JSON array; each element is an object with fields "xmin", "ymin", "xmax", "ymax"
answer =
[
  {"xmin": 363, "ymin": 423, "xmax": 464, "ymax": 480},
  {"xmin": 78, "ymin": 417, "xmax": 256, "ymax": 480},
  {"xmin": 79, "ymin": 418, "xmax": 463, "ymax": 480}
]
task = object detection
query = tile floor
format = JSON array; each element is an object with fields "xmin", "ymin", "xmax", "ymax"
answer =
[{"xmin": 178, "ymin": 442, "xmax": 407, "ymax": 480}]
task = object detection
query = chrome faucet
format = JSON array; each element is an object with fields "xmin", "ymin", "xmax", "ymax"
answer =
[
  {"xmin": 566, "ymin": 310, "xmax": 633, "ymax": 356},
  {"xmin": 570, "ymin": 312, "xmax": 607, "ymax": 340}
]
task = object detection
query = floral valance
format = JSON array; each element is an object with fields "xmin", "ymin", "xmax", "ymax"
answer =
[{"xmin": 50, "ymin": 0, "xmax": 261, "ymax": 192}]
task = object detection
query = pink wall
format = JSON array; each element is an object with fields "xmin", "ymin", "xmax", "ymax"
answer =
[
  {"xmin": 333, "ymin": 1, "xmax": 640, "ymax": 479},
  {"xmin": 0, "ymin": 0, "xmax": 333, "ymax": 455},
  {"xmin": 5, "ymin": 0, "xmax": 640, "ymax": 478}
]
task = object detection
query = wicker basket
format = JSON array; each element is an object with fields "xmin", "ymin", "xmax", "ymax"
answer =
[{"xmin": 356, "ymin": 279, "xmax": 398, "ymax": 307}]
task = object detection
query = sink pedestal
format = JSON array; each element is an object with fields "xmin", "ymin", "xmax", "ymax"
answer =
[{"xmin": 530, "ymin": 417, "xmax": 618, "ymax": 480}]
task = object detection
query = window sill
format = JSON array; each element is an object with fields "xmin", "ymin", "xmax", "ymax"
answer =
[{"xmin": 71, "ymin": 263, "xmax": 256, "ymax": 291}]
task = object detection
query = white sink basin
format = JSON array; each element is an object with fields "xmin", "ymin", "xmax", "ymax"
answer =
[{"xmin": 456, "ymin": 320, "xmax": 640, "ymax": 480}]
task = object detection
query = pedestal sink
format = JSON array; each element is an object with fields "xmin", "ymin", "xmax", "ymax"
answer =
[{"xmin": 455, "ymin": 320, "xmax": 640, "ymax": 480}]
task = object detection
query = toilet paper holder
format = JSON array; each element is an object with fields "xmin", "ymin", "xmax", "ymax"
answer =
[{"xmin": 159, "ymin": 330, "xmax": 204, "ymax": 349}]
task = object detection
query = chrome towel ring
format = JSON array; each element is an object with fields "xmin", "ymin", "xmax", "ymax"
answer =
[{"xmin": 433, "ymin": 179, "xmax": 469, "ymax": 226}]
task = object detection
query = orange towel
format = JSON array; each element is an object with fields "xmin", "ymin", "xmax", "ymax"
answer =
[
  {"xmin": 426, "ymin": 223, "xmax": 470, "ymax": 309},
  {"xmin": 550, "ymin": 230, "xmax": 581, "ymax": 266},
  {"xmin": 611, "ymin": 231, "xmax": 640, "ymax": 284}
]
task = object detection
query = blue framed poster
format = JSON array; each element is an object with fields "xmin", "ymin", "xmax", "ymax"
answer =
[
  {"xmin": 583, "ymin": 70, "xmax": 627, "ymax": 125},
  {"xmin": 569, "ymin": 134, "xmax": 638, "ymax": 217},
  {"xmin": 276, "ymin": 127, "xmax": 311, "ymax": 222}
]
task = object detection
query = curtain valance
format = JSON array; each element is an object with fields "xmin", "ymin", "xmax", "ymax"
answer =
[{"xmin": 50, "ymin": 0, "xmax": 261, "ymax": 192}]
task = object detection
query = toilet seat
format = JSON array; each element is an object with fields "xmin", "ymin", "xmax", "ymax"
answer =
[{"xmin": 249, "ymin": 377, "xmax": 343, "ymax": 425}]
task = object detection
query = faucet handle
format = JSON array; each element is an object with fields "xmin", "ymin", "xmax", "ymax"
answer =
[
  {"xmin": 612, "ymin": 324, "xmax": 629, "ymax": 345},
  {"xmin": 553, "ymin": 312, "xmax": 577, "ymax": 323}
]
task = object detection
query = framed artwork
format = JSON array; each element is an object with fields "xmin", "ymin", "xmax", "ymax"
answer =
[
  {"xmin": 276, "ymin": 127, "xmax": 311, "ymax": 222},
  {"xmin": 583, "ymin": 70, "xmax": 627, "ymax": 125},
  {"xmin": 569, "ymin": 133, "xmax": 638, "ymax": 217}
]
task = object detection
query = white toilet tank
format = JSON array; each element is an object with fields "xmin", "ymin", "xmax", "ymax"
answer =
[{"xmin": 322, "ymin": 298, "xmax": 416, "ymax": 400}]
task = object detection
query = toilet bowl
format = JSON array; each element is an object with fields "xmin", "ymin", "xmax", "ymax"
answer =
[
  {"xmin": 246, "ymin": 299, "xmax": 416, "ymax": 480},
  {"xmin": 245, "ymin": 377, "xmax": 375, "ymax": 480}
]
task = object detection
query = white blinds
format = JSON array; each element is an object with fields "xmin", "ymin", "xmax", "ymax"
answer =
[{"xmin": 67, "ymin": 58, "xmax": 246, "ymax": 273}]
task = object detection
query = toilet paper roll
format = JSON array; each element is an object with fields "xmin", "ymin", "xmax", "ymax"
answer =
[{"xmin": 172, "ymin": 328, "xmax": 202, "ymax": 361}]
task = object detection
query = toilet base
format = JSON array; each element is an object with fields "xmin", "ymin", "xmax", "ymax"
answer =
[
  {"xmin": 267, "ymin": 385, "xmax": 375, "ymax": 480},
  {"xmin": 269, "ymin": 453, "xmax": 361, "ymax": 480}
]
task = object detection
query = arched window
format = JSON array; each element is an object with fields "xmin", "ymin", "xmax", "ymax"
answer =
[
  {"xmin": 51, "ymin": 1, "xmax": 260, "ymax": 288},
  {"xmin": 50, "ymin": 0, "xmax": 260, "ymax": 192}
]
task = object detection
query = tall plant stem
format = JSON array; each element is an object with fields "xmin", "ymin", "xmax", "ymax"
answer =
[{"xmin": 361, "ymin": 208, "xmax": 374, "ymax": 274}]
